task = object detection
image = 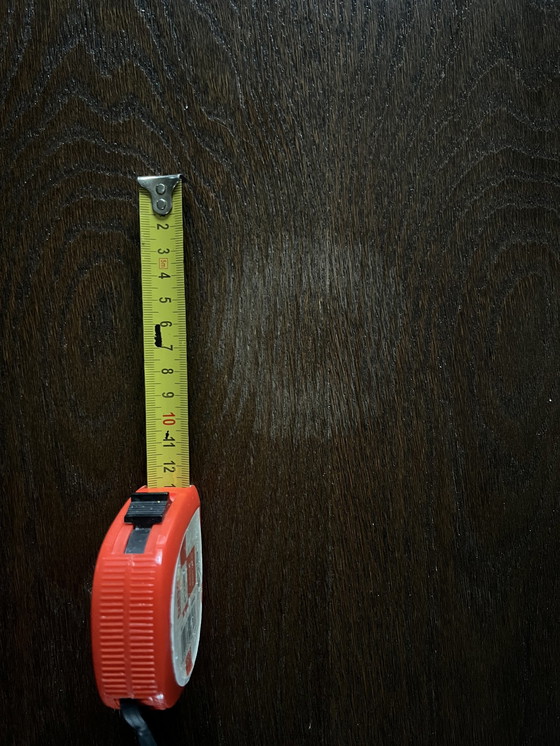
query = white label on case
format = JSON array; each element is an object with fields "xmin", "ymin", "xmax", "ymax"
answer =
[{"xmin": 170, "ymin": 507, "xmax": 202, "ymax": 686}]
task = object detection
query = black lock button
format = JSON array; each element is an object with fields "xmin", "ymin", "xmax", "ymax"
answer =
[{"xmin": 124, "ymin": 492, "xmax": 171, "ymax": 554}]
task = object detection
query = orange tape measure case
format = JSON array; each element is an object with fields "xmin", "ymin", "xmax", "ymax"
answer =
[{"xmin": 91, "ymin": 485, "xmax": 202, "ymax": 710}]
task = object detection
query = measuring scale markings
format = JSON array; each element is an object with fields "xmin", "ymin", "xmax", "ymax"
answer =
[{"xmin": 138, "ymin": 175, "xmax": 190, "ymax": 488}]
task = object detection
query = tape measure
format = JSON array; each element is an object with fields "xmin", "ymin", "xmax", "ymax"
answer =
[{"xmin": 91, "ymin": 176, "xmax": 202, "ymax": 720}]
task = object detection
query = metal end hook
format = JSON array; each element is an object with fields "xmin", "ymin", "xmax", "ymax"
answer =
[{"xmin": 137, "ymin": 174, "xmax": 182, "ymax": 216}]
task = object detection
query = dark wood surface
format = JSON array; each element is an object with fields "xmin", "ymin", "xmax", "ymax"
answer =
[{"xmin": 1, "ymin": 2, "xmax": 559, "ymax": 744}]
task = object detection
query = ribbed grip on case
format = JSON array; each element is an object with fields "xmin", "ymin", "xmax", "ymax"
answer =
[{"xmin": 95, "ymin": 557, "xmax": 158, "ymax": 701}]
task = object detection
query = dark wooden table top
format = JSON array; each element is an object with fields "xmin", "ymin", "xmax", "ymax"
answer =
[{"xmin": 1, "ymin": 2, "xmax": 559, "ymax": 744}]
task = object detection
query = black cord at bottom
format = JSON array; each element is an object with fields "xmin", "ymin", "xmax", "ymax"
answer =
[{"xmin": 120, "ymin": 700, "xmax": 158, "ymax": 746}]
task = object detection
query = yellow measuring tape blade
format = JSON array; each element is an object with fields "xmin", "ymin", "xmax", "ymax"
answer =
[{"xmin": 138, "ymin": 177, "xmax": 190, "ymax": 488}]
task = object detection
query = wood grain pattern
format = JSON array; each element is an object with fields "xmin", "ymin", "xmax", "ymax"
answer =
[{"xmin": 1, "ymin": 2, "xmax": 559, "ymax": 744}]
